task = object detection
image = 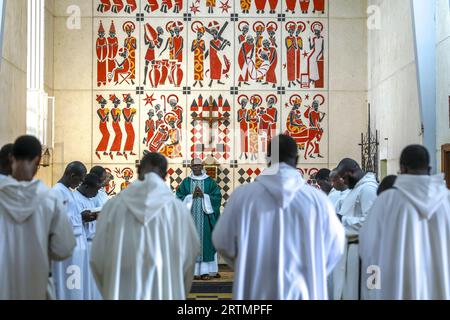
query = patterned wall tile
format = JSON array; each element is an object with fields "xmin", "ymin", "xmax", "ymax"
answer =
[
  {"xmin": 167, "ymin": 165, "xmax": 188, "ymax": 191},
  {"xmin": 139, "ymin": 91, "xmax": 187, "ymax": 163},
  {"xmin": 234, "ymin": 165, "xmax": 266, "ymax": 186},
  {"xmin": 102, "ymin": 164, "xmax": 138, "ymax": 197},
  {"xmin": 94, "ymin": 18, "xmax": 140, "ymax": 90},
  {"xmin": 187, "ymin": 93, "xmax": 234, "ymax": 164},
  {"xmin": 187, "ymin": 18, "xmax": 235, "ymax": 89},
  {"xmin": 281, "ymin": 18, "xmax": 328, "ymax": 90},
  {"xmin": 234, "ymin": 92, "xmax": 281, "ymax": 164},
  {"xmin": 281, "ymin": 91, "xmax": 328, "ymax": 163},
  {"xmin": 216, "ymin": 165, "xmax": 233, "ymax": 208},
  {"xmin": 140, "ymin": 18, "xmax": 187, "ymax": 89},
  {"xmin": 93, "ymin": 92, "xmax": 141, "ymax": 164}
]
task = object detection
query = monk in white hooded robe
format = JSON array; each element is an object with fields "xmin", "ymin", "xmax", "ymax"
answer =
[
  {"xmin": 360, "ymin": 145, "xmax": 450, "ymax": 300},
  {"xmin": 213, "ymin": 135, "xmax": 345, "ymax": 300},
  {"xmin": 91, "ymin": 153, "xmax": 200, "ymax": 300},
  {"xmin": 0, "ymin": 136, "xmax": 75, "ymax": 300}
]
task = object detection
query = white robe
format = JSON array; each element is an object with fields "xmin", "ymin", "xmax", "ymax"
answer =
[
  {"xmin": 73, "ymin": 190, "xmax": 102, "ymax": 300},
  {"xmin": 360, "ymin": 174, "xmax": 450, "ymax": 300},
  {"xmin": 90, "ymin": 173, "xmax": 200, "ymax": 300},
  {"xmin": 328, "ymin": 188, "xmax": 350, "ymax": 215},
  {"xmin": 213, "ymin": 163, "xmax": 345, "ymax": 300},
  {"xmin": 332, "ymin": 173, "xmax": 378, "ymax": 300},
  {"xmin": 0, "ymin": 177, "xmax": 76, "ymax": 300},
  {"xmin": 51, "ymin": 183, "xmax": 90, "ymax": 300}
]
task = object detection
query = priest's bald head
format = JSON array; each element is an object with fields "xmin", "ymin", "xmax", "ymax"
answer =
[
  {"xmin": 267, "ymin": 134, "xmax": 299, "ymax": 168},
  {"xmin": 138, "ymin": 152, "xmax": 168, "ymax": 181},
  {"xmin": 336, "ymin": 158, "xmax": 365, "ymax": 189},
  {"xmin": 400, "ymin": 145, "xmax": 431, "ymax": 175},
  {"xmin": 60, "ymin": 161, "xmax": 87, "ymax": 189}
]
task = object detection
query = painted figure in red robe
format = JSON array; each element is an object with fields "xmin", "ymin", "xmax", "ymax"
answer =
[
  {"xmin": 122, "ymin": 94, "xmax": 137, "ymax": 159},
  {"xmin": 262, "ymin": 39, "xmax": 277, "ymax": 88},
  {"xmin": 124, "ymin": 0, "xmax": 137, "ymax": 13},
  {"xmin": 97, "ymin": 0, "xmax": 112, "ymax": 13},
  {"xmin": 255, "ymin": 0, "xmax": 267, "ymax": 13},
  {"xmin": 144, "ymin": 109, "xmax": 156, "ymax": 148},
  {"xmin": 107, "ymin": 21, "xmax": 119, "ymax": 82},
  {"xmin": 168, "ymin": 95, "xmax": 183, "ymax": 134},
  {"xmin": 191, "ymin": 22, "xmax": 206, "ymax": 88},
  {"xmin": 265, "ymin": 95, "xmax": 278, "ymax": 145},
  {"xmin": 172, "ymin": 22, "xmax": 184, "ymax": 63},
  {"xmin": 296, "ymin": 22, "xmax": 305, "ymax": 85},
  {"xmin": 237, "ymin": 95, "xmax": 249, "ymax": 160},
  {"xmin": 304, "ymin": 95, "xmax": 325, "ymax": 158},
  {"xmin": 144, "ymin": 0, "xmax": 159, "ymax": 12},
  {"xmin": 308, "ymin": 22, "xmax": 325, "ymax": 88},
  {"xmin": 143, "ymin": 24, "xmax": 164, "ymax": 86},
  {"xmin": 111, "ymin": 0, "xmax": 125, "ymax": 13},
  {"xmin": 313, "ymin": 0, "xmax": 325, "ymax": 13},
  {"xmin": 160, "ymin": 0, "xmax": 173, "ymax": 14},
  {"xmin": 268, "ymin": 0, "xmax": 278, "ymax": 13},
  {"xmin": 238, "ymin": 22, "xmax": 252, "ymax": 85},
  {"xmin": 112, "ymin": 48, "xmax": 131, "ymax": 84},
  {"xmin": 96, "ymin": 95, "xmax": 110, "ymax": 160},
  {"xmin": 123, "ymin": 21, "xmax": 136, "ymax": 84},
  {"xmin": 285, "ymin": 22, "xmax": 298, "ymax": 87},
  {"xmin": 299, "ymin": 0, "xmax": 310, "ymax": 13},
  {"xmin": 207, "ymin": 21, "xmax": 230, "ymax": 87},
  {"xmin": 286, "ymin": 0, "xmax": 296, "ymax": 13},
  {"xmin": 96, "ymin": 21, "xmax": 108, "ymax": 87},
  {"xmin": 109, "ymin": 94, "xmax": 123, "ymax": 159}
]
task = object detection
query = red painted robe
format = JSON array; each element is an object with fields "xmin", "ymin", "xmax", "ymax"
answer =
[
  {"xmin": 255, "ymin": 0, "xmax": 267, "ymax": 10},
  {"xmin": 123, "ymin": 107, "xmax": 136, "ymax": 152},
  {"xmin": 286, "ymin": 0, "xmax": 296, "ymax": 12},
  {"xmin": 110, "ymin": 108, "xmax": 122, "ymax": 152},
  {"xmin": 173, "ymin": 35, "xmax": 183, "ymax": 62},
  {"xmin": 126, "ymin": 0, "xmax": 137, "ymax": 11},
  {"xmin": 266, "ymin": 107, "xmax": 278, "ymax": 141},
  {"xmin": 313, "ymin": 0, "xmax": 325, "ymax": 12},
  {"xmin": 172, "ymin": 106, "xmax": 183, "ymax": 130},
  {"xmin": 147, "ymin": 0, "xmax": 159, "ymax": 11},
  {"xmin": 96, "ymin": 108, "xmax": 110, "ymax": 152},
  {"xmin": 286, "ymin": 36, "xmax": 296, "ymax": 81},
  {"xmin": 210, "ymin": 39, "xmax": 222, "ymax": 80},
  {"xmin": 296, "ymin": 36, "xmax": 302, "ymax": 80},
  {"xmin": 268, "ymin": 0, "xmax": 278, "ymax": 10},
  {"xmin": 96, "ymin": 37, "xmax": 108, "ymax": 85},
  {"xmin": 238, "ymin": 42, "xmax": 254, "ymax": 82},
  {"xmin": 266, "ymin": 47, "xmax": 277, "ymax": 84},
  {"xmin": 300, "ymin": 0, "xmax": 310, "ymax": 12},
  {"xmin": 113, "ymin": 58, "xmax": 130, "ymax": 82},
  {"xmin": 112, "ymin": 0, "xmax": 124, "ymax": 12},
  {"xmin": 107, "ymin": 36, "xmax": 119, "ymax": 75},
  {"xmin": 238, "ymin": 108, "xmax": 248, "ymax": 153},
  {"xmin": 174, "ymin": 0, "xmax": 183, "ymax": 10},
  {"xmin": 145, "ymin": 119, "xmax": 156, "ymax": 146}
]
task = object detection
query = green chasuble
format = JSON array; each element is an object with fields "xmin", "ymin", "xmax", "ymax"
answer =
[{"xmin": 176, "ymin": 176, "xmax": 222, "ymax": 263}]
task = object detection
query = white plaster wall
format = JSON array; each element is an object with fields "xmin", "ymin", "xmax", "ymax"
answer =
[
  {"xmin": 368, "ymin": 0, "xmax": 422, "ymax": 175},
  {"xmin": 328, "ymin": 0, "xmax": 368, "ymax": 168},
  {"xmin": 436, "ymin": 0, "xmax": 450, "ymax": 170},
  {"xmin": 0, "ymin": 0, "xmax": 27, "ymax": 146}
]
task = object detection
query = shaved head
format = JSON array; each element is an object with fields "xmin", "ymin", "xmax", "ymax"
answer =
[
  {"xmin": 90, "ymin": 166, "xmax": 107, "ymax": 183},
  {"xmin": 65, "ymin": 161, "xmax": 87, "ymax": 177},
  {"xmin": 60, "ymin": 161, "xmax": 87, "ymax": 189},
  {"xmin": 336, "ymin": 158, "xmax": 364, "ymax": 189},
  {"xmin": 268, "ymin": 134, "xmax": 298, "ymax": 168},
  {"xmin": 139, "ymin": 152, "xmax": 168, "ymax": 180},
  {"xmin": 400, "ymin": 145, "xmax": 430, "ymax": 174}
]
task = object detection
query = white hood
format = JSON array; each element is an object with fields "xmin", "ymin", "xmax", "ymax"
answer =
[
  {"xmin": 394, "ymin": 174, "xmax": 449, "ymax": 220},
  {"xmin": 120, "ymin": 172, "xmax": 175, "ymax": 225},
  {"xmin": 256, "ymin": 163, "xmax": 305, "ymax": 209},
  {"xmin": 0, "ymin": 176, "xmax": 50, "ymax": 224}
]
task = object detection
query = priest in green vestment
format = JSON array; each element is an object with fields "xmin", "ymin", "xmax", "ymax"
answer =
[{"xmin": 176, "ymin": 158, "xmax": 222, "ymax": 280}]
